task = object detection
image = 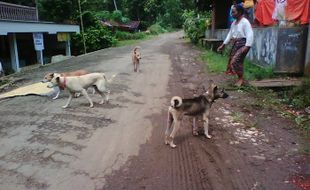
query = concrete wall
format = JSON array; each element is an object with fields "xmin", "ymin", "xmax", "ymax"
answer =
[
  {"xmin": 206, "ymin": 26, "xmax": 308, "ymax": 73},
  {"xmin": 207, "ymin": 27, "xmax": 278, "ymax": 67}
]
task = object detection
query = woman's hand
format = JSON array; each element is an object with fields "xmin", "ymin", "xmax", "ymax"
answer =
[
  {"xmin": 243, "ymin": 46, "xmax": 251, "ymax": 53},
  {"xmin": 217, "ymin": 44, "xmax": 225, "ymax": 52}
]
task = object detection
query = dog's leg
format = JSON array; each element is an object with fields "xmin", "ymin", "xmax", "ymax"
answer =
[
  {"xmin": 81, "ymin": 89, "xmax": 93, "ymax": 108},
  {"xmin": 94, "ymin": 85, "xmax": 109, "ymax": 104},
  {"xmin": 192, "ymin": 117, "xmax": 199, "ymax": 136},
  {"xmin": 169, "ymin": 118, "xmax": 181, "ymax": 148},
  {"xmin": 52, "ymin": 87, "xmax": 60, "ymax": 100},
  {"xmin": 165, "ymin": 109, "xmax": 173, "ymax": 145},
  {"xmin": 104, "ymin": 90, "xmax": 110, "ymax": 103},
  {"xmin": 63, "ymin": 92, "xmax": 74, "ymax": 108},
  {"xmin": 137, "ymin": 62, "xmax": 140, "ymax": 72},
  {"xmin": 97, "ymin": 89, "xmax": 110, "ymax": 104},
  {"xmin": 168, "ymin": 112, "xmax": 182, "ymax": 148},
  {"xmin": 203, "ymin": 111, "xmax": 212, "ymax": 139}
]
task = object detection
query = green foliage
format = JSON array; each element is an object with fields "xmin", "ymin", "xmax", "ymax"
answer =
[
  {"xmin": 111, "ymin": 10, "xmax": 130, "ymax": 23},
  {"xmin": 182, "ymin": 10, "xmax": 211, "ymax": 43},
  {"xmin": 81, "ymin": 11, "xmax": 101, "ymax": 28},
  {"xmin": 94, "ymin": 11, "xmax": 111, "ymax": 20},
  {"xmin": 200, "ymin": 50, "xmax": 227, "ymax": 73},
  {"xmin": 295, "ymin": 115, "xmax": 310, "ymax": 130},
  {"xmin": 147, "ymin": 24, "xmax": 167, "ymax": 34},
  {"xmin": 279, "ymin": 77, "xmax": 310, "ymax": 109},
  {"xmin": 244, "ymin": 60, "xmax": 274, "ymax": 81},
  {"xmin": 115, "ymin": 31, "xmax": 146, "ymax": 40},
  {"xmin": 38, "ymin": 0, "xmax": 78, "ymax": 23},
  {"xmin": 156, "ymin": 0, "xmax": 184, "ymax": 28},
  {"xmin": 72, "ymin": 26, "xmax": 117, "ymax": 54},
  {"xmin": 34, "ymin": 0, "xmax": 212, "ymax": 54}
]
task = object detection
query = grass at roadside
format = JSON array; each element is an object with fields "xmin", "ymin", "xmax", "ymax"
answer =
[
  {"xmin": 200, "ymin": 50, "xmax": 274, "ymax": 81},
  {"xmin": 199, "ymin": 48, "xmax": 310, "ymax": 134}
]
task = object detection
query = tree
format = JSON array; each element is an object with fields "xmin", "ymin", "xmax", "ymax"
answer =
[{"xmin": 38, "ymin": 0, "xmax": 78, "ymax": 23}]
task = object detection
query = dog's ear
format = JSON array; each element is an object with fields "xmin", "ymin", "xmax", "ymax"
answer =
[
  {"xmin": 207, "ymin": 80, "xmax": 217, "ymax": 93},
  {"xmin": 50, "ymin": 73, "xmax": 54, "ymax": 78},
  {"xmin": 202, "ymin": 85, "xmax": 207, "ymax": 93},
  {"xmin": 213, "ymin": 85, "xmax": 218, "ymax": 93}
]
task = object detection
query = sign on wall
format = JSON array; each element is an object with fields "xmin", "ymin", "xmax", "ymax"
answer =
[
  {"xmin": 33, "ymin": 33, "xmax": 44, "ymax": 51},
  {"xmin": 57, "ymin": 32, "xmax": 70, "ymax": 42}
]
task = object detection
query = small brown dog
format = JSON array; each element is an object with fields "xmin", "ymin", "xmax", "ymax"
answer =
[
  {"xmin": 42, "ymin": 70, "xmax": 89, "ymax": 100},
  {"xmin": 132, "ymin": 46, "xmax": 141, "ymax": 72}
]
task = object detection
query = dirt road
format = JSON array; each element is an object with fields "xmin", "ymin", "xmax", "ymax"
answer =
[{"xmin": 0, "ymin": 32, "xmax": 309, "ymax": 190}]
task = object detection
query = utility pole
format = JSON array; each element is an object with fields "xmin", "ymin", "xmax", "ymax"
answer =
[
  {"xmin": 113, "ymin": 0, "xmax": 118, "ymax": 11},
  {"xmin": 78, "ymin": 0, "xmax": 87, "ymax": 54}
]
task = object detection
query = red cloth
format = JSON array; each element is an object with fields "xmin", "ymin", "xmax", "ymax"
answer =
[
  {"xmin": 286, "ymin": 0, "xmax": 310, "ymax": 24},
  {"xmin": 255, "ymin": 0, "xmax": 309, "ymax": 25},
  {"xmin": 255, "ymin": 0, "xmax": 276, "ymax": 26}
]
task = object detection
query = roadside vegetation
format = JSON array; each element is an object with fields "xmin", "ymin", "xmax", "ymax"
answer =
[
  {"xmin": 199, "ymin": 48, "xmax": 310, "ymax": 134},
  {"xmin": 181, "ymin": 8, "xmax": 310, "ymax": 134},
  {"xmin": 3, "ymin": 0, "xmax": 212, "ymax": 55}
]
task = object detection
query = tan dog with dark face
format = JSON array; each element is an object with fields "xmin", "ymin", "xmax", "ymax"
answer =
[
  {"xmin": 42, "ymin": 70, "xmax": 89, "ymax": 99},
  {"xmin": 132, "ymin": 46, "xmax": 141, "ymax": 72},
  {"xmin": 165, "ymin": 81, "xmax": 229, "ymax": 148}
]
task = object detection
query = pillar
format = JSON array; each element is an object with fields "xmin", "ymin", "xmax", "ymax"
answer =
[{"xmin": 8, "ymin": 33, "xmax": 20, "ymax": 72}]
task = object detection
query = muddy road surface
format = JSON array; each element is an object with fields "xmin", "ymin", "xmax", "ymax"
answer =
[{"xmin": 0, "ymin": 32, "xmax": 309, "ymax": 190}]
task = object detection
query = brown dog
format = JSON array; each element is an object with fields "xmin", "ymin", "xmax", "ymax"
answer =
[
  {"xmin": 42, "ymin": 70, "xmax": 89, "ymax": 100},
  {"xmin": 132, "ymin": 46, "xmax": 141, "ymax": 72}
]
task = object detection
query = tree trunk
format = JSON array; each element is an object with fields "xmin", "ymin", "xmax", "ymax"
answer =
[{"xmin": 113, "ymin": 0, "xmax": 118, "ymax": 11}]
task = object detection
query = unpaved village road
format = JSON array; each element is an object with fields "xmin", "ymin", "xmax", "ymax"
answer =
[{"xmin": 0, "ymin": 32, "xmax": 309, "ymax": 190}]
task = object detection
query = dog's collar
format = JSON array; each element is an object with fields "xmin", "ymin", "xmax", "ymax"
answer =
[{"xmin": 58, "ymin": 77, "xmax": 66, "ymax": 90}]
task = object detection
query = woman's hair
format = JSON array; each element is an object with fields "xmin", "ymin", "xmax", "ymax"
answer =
[{"xmin": 234, "ymin": 4, "xmax": 244, "ymax": 15}]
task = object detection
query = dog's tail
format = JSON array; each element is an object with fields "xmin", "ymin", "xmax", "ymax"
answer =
[
  {"xmin": 103, "ymin": 73, "xmax": 117, "ymax": 83},
  {"xmin": 170, "ymin": 96, "xmax": 182, "ymax": 108}
]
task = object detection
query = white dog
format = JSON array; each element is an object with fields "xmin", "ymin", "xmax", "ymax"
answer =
[{"xmin": 48, "ymin": 73, "xmax": 110, "ymax": 108}]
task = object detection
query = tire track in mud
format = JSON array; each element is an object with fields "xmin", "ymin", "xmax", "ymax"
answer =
[
  {"xmin": 168, "ymin": 42, "xmax": 223, "ymax": 190},
  {"xmin": 169, "ymin": 41, "xmax": 264, "ymax": 190}
]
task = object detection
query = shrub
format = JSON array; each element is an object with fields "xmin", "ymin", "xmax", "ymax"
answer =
[
  {"xmin": 72, "ymin": 26, "xmax": 117, "ymax": 54},
  {"xmin": 147, "ymin": 23, "xmax": 167, "ymax": 34},
  {"xmin": 182, "ymin": 10, "xmax": 211, "ymax": 43},
  {"xmin": 281, "ymin": 78, "xmax": 310, "ymax": 109},
  {"xmin": 110, "ymin": 10, "xmax": 130, "ymax": 23},
  {"xmin": 115, "ymin": 31, "xmax": 146, "ymax": 40}
]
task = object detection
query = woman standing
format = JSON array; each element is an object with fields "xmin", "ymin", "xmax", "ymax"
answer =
[{"xmin": 218, "ymin": 4, "xmax": 254, "ymax": 86}]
